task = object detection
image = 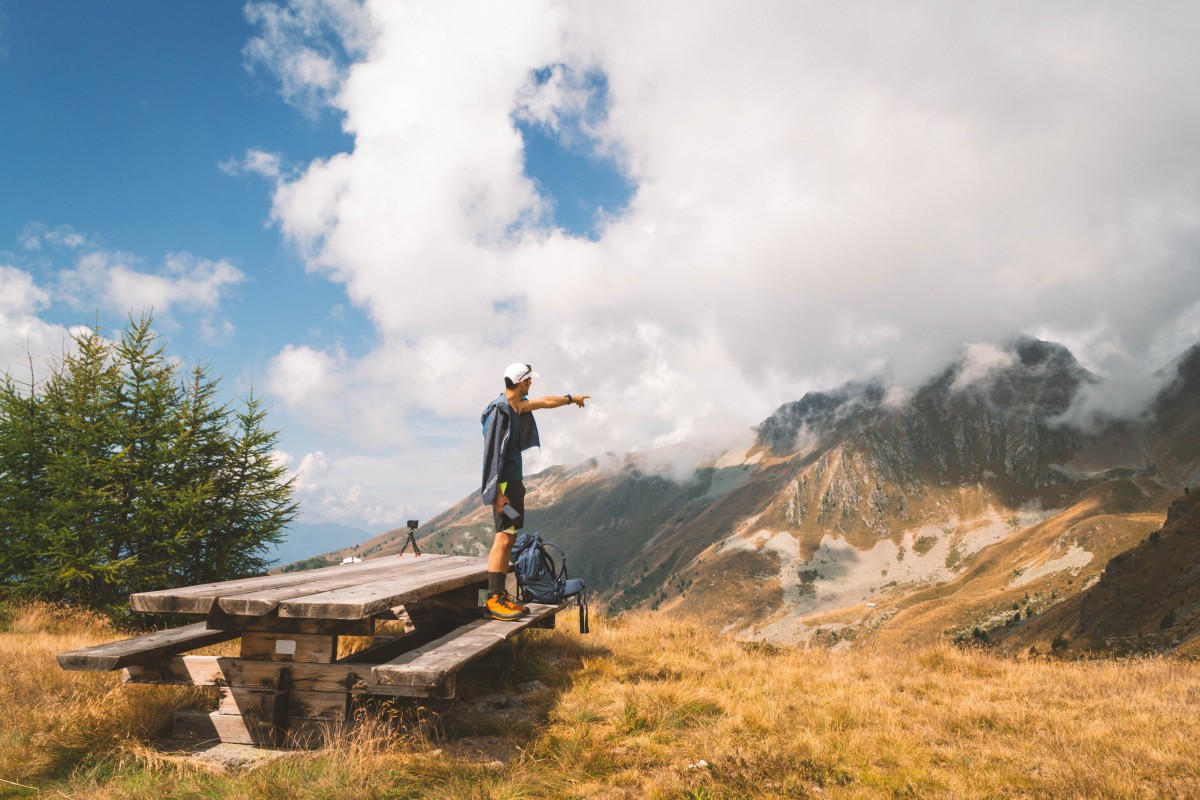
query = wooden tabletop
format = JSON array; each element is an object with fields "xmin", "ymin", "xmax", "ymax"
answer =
[{"xmin": 129, "ymin": 554, "xmax": 490, "ymax": 620}]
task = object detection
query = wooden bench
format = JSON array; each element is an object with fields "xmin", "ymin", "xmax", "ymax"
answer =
[
  {"xmin": 56, "ymin": 555, "xmax": 576, "ymax": 747},
  {"xmin": 373, "ymin": 601, "xmax": 565, "ymax": 689},
  {"xmin": 57, "ymin": 622, "xmax": 239, "ymax": 671}
]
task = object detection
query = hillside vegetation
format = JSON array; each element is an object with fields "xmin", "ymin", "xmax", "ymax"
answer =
[
  {"xmin": 309, "ymin": 338, "xmax": 1200, "ymax": 651},
  {"xmin": 5, "ymin": 601, "xmax": 1200, "ymax": 798},
  {"xmin": 992, "ymin": 488, "xmax": 1200, "ymax": 657}
]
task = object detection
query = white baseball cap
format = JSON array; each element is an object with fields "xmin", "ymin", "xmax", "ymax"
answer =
[{"xmin": 504, "ymin": 363, "xmax": 538, "ymax": 384}]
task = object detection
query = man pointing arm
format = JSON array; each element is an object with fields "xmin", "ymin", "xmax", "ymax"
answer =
[{"xmin": 480, "ymin": 363, "xmax": 590, "ymax": 620}]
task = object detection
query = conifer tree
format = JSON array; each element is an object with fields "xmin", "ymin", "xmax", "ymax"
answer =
[
  {"xmin": 34, "ymin": 328, "xmax": 127, "ymax": 607},
  {"xmin": 0, "ymin": 315, "xmax": 296, "ymax": 622},
  {"xmin": 0, "ymin": 365, "xmax": 55, "ymax": 586}
]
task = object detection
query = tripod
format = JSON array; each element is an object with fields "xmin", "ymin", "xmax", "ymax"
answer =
[{"xmin": 398, "ymin": 520, "xmax": 422, "ymax": 556}]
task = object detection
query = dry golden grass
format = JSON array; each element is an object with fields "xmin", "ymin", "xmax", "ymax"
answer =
[
  {"xmin": 545, "ymin": 614, "xmax": 1200, "ymax": 799},
  {"xmin": 3, "ymin": 603, "xmax": 1199, "ymax": 799},
  {"xmin": 0, "ymin": 601, "xmax": 212, "ymax": 789}
]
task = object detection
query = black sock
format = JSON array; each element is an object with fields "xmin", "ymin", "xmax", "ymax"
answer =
[{"xmin": 488, "ymin": 572, "xmax": 505, "ymax": 596}]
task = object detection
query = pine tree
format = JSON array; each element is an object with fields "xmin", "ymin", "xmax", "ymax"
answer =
[
  {"xmin": 0, "ymin": 364, "xmax": 55, "ymax": 586},
  {"xmin": 199, "ymin": 390, "xmax": 295, "ymax": 584},
  {"xmin": 35, "ymin": 328, "xmax": 127, "ymax": 607},
  {"xmin": 0, "ymin": 315, "xmax": 297, "ymax": 622}
]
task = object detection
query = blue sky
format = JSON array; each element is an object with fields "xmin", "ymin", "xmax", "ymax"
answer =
[
  {"xmin": 0, "ymin": 2, "xmax": 629, "ymax": 374},
  {"xmin": 3, "ymin": 2, "xmax": 1199, "ymax": 534},
  {"xmin": 0, "ymin": 1, "xmax": 637, "ymax": 531},
  {"xmin": 0, "ymin": 2, "xmax": 361, "ymax": 370}
]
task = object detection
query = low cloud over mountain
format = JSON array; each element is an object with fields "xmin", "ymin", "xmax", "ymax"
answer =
[{"xmin": 310, "ymin": 336, "xmax": 1200, "ymax": 650}]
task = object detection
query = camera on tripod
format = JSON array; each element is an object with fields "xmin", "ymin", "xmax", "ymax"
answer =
[{"xmin": 399, "ymin": 519, "xmax": 421, "ymax": 556}]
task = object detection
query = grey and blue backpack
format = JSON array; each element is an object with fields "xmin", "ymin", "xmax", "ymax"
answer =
[{"xmin": 510, "ymin": 532, "xmax": 589, "ymax": 633}]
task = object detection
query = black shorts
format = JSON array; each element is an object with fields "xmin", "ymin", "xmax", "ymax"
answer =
[{"xmin": 493, "ymin": 480, "xmax": 526, "ymax": 533}]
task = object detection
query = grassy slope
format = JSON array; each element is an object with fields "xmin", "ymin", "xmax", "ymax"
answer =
[
  {"xmin": 993, "ymin": 489, "xmax": 1200, "ymax": 657},
  {"xmin": 862, "ymin": 479, "xmax": 1171, "ymax": 646},
  {"xmin": 5, "ymin": 602, "xmax": 1200, "ymax": 799}
]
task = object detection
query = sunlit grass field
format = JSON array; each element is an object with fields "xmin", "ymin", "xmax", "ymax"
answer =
[{"xmin": 3, "ymin": 600, "xmax": 1198, "ymax": 799}]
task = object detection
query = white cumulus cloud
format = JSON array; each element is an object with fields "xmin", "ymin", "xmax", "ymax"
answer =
[
  {"xmin": 243, "ymin": 0, "xmax": 373, "ymax": 115},
  {"xmin": 247, "ymin": 0, "xmax": 1200, "ymax": 520},
  {"xmin": 47, "ymin": 239, "xmax": 245, "ymax": 341},
  {"xmin": 219, "ymin": 148, "xmax": 285, "ymax": 180},
  {"xmin": 0, "ymin": 264, "xmax": 71, "ymax": 381}
]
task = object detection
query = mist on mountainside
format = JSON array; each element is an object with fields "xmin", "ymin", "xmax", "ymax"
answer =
[{"xmin": 300, "ymin": 336, "xmax": 1200, "ymax": 652}]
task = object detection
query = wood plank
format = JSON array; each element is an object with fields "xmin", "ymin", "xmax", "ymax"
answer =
[
  {"xmin": 279, "ymin": 559, "xmax": 491, "ymax": 620},
  {"xmin": 216, "ymin": 555, "xmax": 458, "ymax": 616},
  {"xmin": 131, "ymin": 559, "xmax": 390, "ymax": 613},
  {"xmin": 123, "ymin": 655, "xmax": 456, "ymax": 698},
  {"xmin": 56, "ymin": 622, "xmax": 239, "ymax": 672},
  {"xmin": 124, "ymin": 656, "xmax": 283, "ymax": 689},
  {"xmin": 240, "ymin": 632, "xmax": 338, "ymax": 663},
  {"xmin": 216, "ymin": 555, "xmax": 468, "ymax": 617},
  {"xmin": 130, "ymin": 554, "xmax": 451, "ymax": 614},
  {"xmin": 218, "ymin": 687, "xmax": 279, "ymax": 719},
  {"xmin": 205, "ymin": 610, "xmax": 375, "ymax": 635},
  {"xmin": 215, "ymin": 555, "xmax": 479, "ymax": 618},
  {"xmin": 206, "ymin": 609, "xmax": 372, "ymax": 633},
  {"xmin": 372, "ymin": 601, "xmax": 566, "ymax": 687},
  {"xmin": 288, "ymin": 690, "xmax": 352, "ymax": 721},
  {"xmin": 335, "ymin": 619, "xmax": 463, "ymax": 665},
  {"xmin": 172, "ymin": 708, "xmax": 280, "ymax": 746}
]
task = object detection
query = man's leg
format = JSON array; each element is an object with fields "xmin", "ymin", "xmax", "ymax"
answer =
[
  {"xmin": 488, "ymin": 529, "xmax": 516, "ymax": 580},
  {"xmin": 485, "ymin": 521, "xmax": 528, "ymax": 619},
  {"xmin": 485, "ymin": 530, "xmax": 526, "ymax": 620},
  {"xmin": 487, "ymin": 479, "xmax": 527, "ymax": 594}
]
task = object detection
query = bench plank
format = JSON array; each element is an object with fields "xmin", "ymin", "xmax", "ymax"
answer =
[
  {"xmin": 372, "ymin": 601, "xmax": 567, "ymax": 687},
  {"xmin": 57, "ymin": 622, "xmax": 238, "ymax": 672}
]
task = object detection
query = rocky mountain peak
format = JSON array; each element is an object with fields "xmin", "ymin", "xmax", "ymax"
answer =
[
  {"xmin": 755, "ymin": 381, "xmax": 885, "ymax": 455},
  {"xmin": 310, "ymin": 335, "xmax": 1198, "ymax": 652},
  {"xmin": 931, "ymin": 336, "xmax": 1092, "ymax": 420}
]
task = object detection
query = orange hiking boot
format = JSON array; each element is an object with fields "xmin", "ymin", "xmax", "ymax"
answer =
[{"xmin": 486, "ymin": 591, "xmax": 529, "ymax": 621}]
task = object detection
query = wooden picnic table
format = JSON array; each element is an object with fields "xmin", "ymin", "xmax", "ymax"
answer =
[{"xmin": 56, "ymin": 554, "xmax": 570, "ymax": 747}]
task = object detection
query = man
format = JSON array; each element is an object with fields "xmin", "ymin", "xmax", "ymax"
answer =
[{"xmin": 480, "ymin": 363, "xmax": 589, "ymax": 620}]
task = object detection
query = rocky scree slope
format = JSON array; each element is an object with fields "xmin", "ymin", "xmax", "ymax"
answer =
[{"xmin": 315, "ymin": 338, "xmax": 1199, "ymax": 647}]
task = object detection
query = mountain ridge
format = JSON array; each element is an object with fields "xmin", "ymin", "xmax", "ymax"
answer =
[{"xmin": 304, "ymin": 337, "xmax": 1200, "ymax": 649}]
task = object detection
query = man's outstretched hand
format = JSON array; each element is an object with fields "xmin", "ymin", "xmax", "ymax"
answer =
[{"xmin": 572, "ymin": 394, "xmax": 591, "ymax": 408}]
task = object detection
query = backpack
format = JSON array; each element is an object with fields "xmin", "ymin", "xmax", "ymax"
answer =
[{"xmin": 510, "ymin": 532, "xmax": 589, "ymax": 633}]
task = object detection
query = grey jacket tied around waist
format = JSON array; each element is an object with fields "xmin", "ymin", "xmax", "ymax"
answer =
[{"xmin": 480, "ymin": 395, "xmax": 541, "ymax": 506}]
